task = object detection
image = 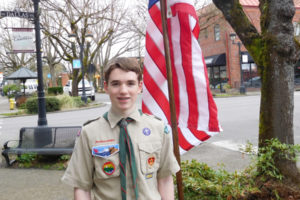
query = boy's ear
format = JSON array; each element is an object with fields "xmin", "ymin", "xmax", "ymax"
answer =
[{"xmin": 138, "ymin": 81, "xmax": 143, "ymax": 93}]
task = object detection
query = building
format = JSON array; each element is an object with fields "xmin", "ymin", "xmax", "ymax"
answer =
[{"xmin": 197, "ymin": 0, "xmax": 300, "ymax": 90}]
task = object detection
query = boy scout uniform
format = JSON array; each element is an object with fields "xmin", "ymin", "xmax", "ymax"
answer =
[{"xmin": 62, "ymin": 108, "xmax": 180, "ymax": 200}]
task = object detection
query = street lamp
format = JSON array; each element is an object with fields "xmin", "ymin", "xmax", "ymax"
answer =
[
  {"xmin": 68, "ymin": 30, "xmax": 93, "ymax": 103},
  {"xmin": 230, "ymin": 33, "xmax": 246, "ymax": 94}
]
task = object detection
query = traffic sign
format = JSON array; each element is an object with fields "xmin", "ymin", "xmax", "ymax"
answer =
[
  {"xmin": 0, "ymin": 11, "xmax": 34, "ymax": 19},
  {"xmin": 73, "ymin": 59, "xmax": 81, "ymax": 69}
]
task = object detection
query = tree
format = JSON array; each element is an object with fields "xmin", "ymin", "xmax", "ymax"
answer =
[
  {"xmin": 212, "ymin": 0, "xmax": 300, "ymax": 183},
  {"xmin": 40, "ymin": 0, "xmax": 113, "ymax": 96}
]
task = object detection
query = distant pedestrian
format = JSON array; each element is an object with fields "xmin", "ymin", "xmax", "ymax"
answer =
[{"xmin": 62, "ymin": 57, "xmax": 180, "ymax": 200}]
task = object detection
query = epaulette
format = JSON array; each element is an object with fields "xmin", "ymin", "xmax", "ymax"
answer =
[
  {"xmin": 143, "ymin": 113, "xmax": 162, "ymax": 121},
  {"xmin": 83, "ymin": 117, "xmax": 101, "ymax": 126}
]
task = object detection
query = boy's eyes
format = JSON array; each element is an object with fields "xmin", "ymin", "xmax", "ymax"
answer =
[{"xmin": 110, "ymin": 81, "xmax": 137, "ymax": 86}]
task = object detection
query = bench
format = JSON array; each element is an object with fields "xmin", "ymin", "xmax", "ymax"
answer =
[{"xmin": 1, "ymin": 126, "xmax": 81, "ymax": 166}]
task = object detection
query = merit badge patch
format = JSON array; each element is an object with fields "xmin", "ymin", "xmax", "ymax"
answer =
[
  {"xmin": 143, "ymin": 127, "xmax": 151, "ymax": 136},
  {"xmin": 92, "ymin": 144, "xmax": 119, "ymax": 158},
  {"xmin": 164, "ymin": 125, "xmax": 169, "ymax": 134},
  {"xmin": 102, "ymin": 161, "xmax": 115, "ymax": 175},
  {"xmin": 145, "ymin": 173, "xmax": 154, "ymax": 179},
  {"xmin": 147, "ymin": 156, "xmax": 156, "ymax": 167}
]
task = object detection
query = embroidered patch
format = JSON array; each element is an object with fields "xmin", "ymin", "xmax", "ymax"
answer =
[
  {"xmin": 164, "ymin": 125, "xmax": 169, "ymax": 134},
  {"xmin": 147, "ymin": 156, "xmax": 156, "ymax": 167},
  {"xmin": 92, "ymin": 144, "xmax": 119, "ymax": 158},
  {"xmin": 143, "ymin": 128, "xmax": 151, "ymax": 136},
  {"xmin": 102, "ymin": 161, "xmax": 115, "ymax": 175},
  {"xmin": 145, "ymin": 173, "xmax": 153, "ymax": 179}
]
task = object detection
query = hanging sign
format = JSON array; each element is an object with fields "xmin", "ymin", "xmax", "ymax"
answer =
[
  {"xmin": 12, "ymin": 28, "xmax": 35, "ymax": 53},
  {"xmin": 72, "ymin": 59, "xmax": 81, "ymax": 69}
]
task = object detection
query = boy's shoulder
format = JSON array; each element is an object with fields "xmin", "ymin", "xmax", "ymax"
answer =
[
  {"xmin": 141, "ymin": 112, "xmax": 163, "ymax": 123},
  {"xmin": 83, "ymin": 117, "xmax": 101, "ymax": 127}
]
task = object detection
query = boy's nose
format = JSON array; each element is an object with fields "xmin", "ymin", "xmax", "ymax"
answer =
[{"xmin": 119, "ymin": 84, "xmax": 128, "ymax": 93}]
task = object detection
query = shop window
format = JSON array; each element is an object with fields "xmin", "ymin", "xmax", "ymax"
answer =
[
  {"xmin": 294, "ymin": 22, "xmax": 300, "ymax": 36},
  {"xmin": 214, "ymin": 24, "xmax": 220, "ymax": 41},
  {"xmin": 208, "ymin": 65, "xmax": 227, "ymax": 89}
]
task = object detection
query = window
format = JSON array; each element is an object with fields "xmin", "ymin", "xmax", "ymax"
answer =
[
  {"xmin": 294, "ymin": 22, "xmax": 300, "ymax": 36},
  {"xmin": 214, "ymin": 24, "xmax": 220, "ymax": 41}
]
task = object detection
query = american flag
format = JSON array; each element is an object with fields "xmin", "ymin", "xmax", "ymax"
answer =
[{"xmin": 142, "ymin": 0, "xmax": 221, "ymax": 154}]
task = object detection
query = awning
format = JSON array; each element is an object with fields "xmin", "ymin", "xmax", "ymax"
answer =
[{"xmin": 204, "ymin": 53, "xmax": 226, "ymax": 67}]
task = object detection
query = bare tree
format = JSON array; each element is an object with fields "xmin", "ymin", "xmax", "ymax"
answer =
[
  {"xmin": 212, "ymin": 0, "xmax": 300, "ymax": 183},
  {"xmin": 40, "ymin": 0, "xmax": 113, "ymax": 96}
]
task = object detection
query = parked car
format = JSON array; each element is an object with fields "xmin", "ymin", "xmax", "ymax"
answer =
[
  {"xmin": 63, "ymin": 80, "xmax": 95, "ymax": 101},
  {"xmin": 244, "ymin": 77, "xmax": 261, "ymax": 88}
]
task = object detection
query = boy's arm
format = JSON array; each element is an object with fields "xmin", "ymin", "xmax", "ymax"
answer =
[
  {"xmin": 158, "ymin": 175, "xmax": 175, "ymax": 200},
  {"xmin": 74, "ymin": 188, "xmax": 91, "ymax": 200}
]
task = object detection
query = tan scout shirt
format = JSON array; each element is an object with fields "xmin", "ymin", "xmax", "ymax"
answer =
[{"xmin": 62, "ymin": 108, "xmax": 180, "ymax": 200}]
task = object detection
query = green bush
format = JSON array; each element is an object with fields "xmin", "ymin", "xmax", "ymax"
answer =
[
  {"xmin": 47, "ymin": 87, "xmax": 63, "ymax": 95},
  {"xmin": 3, "ymin": 84, "xmax": 21, "ymax": 98},
  {"xmin": 26, "ymin": 96, "xmax": 61, "ymax": 114},
  {"xmin": 56, "ymin": 94, "xmax": 87, "ymax": 109},
  {"xmin": 177, "ymin": 160, "xmax": 256, "ymax": 200}
]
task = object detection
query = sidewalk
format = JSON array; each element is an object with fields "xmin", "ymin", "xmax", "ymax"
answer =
[{"xmin": 0, "ymin": 95, "xmax": 19, "ymax": 115}]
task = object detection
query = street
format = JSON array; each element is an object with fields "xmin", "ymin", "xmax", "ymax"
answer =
[{"xmin": 0, "ymin": 91, "xmax": 299, "ymax": 171}]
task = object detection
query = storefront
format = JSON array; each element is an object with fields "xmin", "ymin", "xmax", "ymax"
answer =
[{"xmin": 204, "ymin": 53, "xmax": 227, "ymax": 91}]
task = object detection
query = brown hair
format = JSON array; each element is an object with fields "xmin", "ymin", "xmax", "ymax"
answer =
[{"xmin": 104, "ymin": 57, "xmax": 142, "ymax": 82}]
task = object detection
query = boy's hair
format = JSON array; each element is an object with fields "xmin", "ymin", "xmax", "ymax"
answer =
[{"xmin": 105, "ymin": 57, "xmax": 142, "ymax": 82}]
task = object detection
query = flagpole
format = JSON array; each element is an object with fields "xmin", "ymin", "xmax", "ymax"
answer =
[{"xmin": 159, "ymin": 0, "xmax": 184, "ymax": 199}]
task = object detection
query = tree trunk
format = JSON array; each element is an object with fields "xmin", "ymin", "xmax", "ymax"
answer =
[
  {"xmin": 258, "ymin": 0, "xmax": 300, "ymax": 183},
  {"xmin": 212, "ymin": 0, "xmax": 300, "ymax": 183},
  {"xmin": 72, "ymin": 69, "xmax": 79, "ymax": 96}
]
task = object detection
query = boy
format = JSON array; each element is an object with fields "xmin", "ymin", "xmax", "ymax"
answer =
[{"xmin": 62, "ymin": 57, "xmax": 180, "ymax": 200}]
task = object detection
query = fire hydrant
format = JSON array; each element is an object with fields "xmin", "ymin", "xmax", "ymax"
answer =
[{"xmin": 9, "ymin": 98, "xmax": 15, "ymax": 110}]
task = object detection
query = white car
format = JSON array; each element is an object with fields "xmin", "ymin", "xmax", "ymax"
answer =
[{"xmin": 63, "ymin": 80, "xmax": 95, "ymax": 101}]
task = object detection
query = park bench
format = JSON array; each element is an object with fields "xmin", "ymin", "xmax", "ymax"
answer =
[{"xmin": 1, "ymin": 126, "xmax": 81, "ymax": 166}]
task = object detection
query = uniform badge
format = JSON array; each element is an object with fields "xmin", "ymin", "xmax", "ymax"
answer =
[
  {"xmin": 147, "ymin": 155, "xmax": 156, "ymax": 168},
  {"xmin": 164, "ymin": 125, "xmax": 169, "ymax": 134},
  {"xmin": 145, "ymin": 173, "xmax": 153, "ymax": 179},
  {"xmin": 92, "ymin": 144, "xmax": 119, "ymax": 158},
  {"xmin": 143, "ymin": 128, "xmax": 151, "ymax": 136},
  {"xmin": 102, "ymin": 161, "xmax": 115, "ymax": 175}
]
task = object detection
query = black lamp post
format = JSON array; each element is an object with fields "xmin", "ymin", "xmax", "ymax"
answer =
[
  {"xmin": 33, "ymin": 0, "xmax": 47, "ymax": 126},
  {"xmin": 230, "ymin": 33, "xmax": 246, "ymax": 94},
  {"xmin": 68, "ymin": 31, "xmax": 93, "ymax": 104}
]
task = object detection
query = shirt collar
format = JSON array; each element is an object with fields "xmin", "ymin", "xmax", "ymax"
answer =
[{"xmin": 107, "ymin": 107, "xmax": 142, "ymax": 128}]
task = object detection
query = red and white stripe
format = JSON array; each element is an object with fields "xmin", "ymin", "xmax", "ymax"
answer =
[{"xmin": 142, "ymin": 0, "xmax": 221, "ymax": 154}]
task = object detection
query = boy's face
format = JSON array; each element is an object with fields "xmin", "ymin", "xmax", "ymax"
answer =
[{"xmin": 104, "ymin": 68, "xmax": 142, "ymax": 114}]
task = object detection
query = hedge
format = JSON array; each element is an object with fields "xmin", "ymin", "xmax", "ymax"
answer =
[
  {"xmin": 26, "ymin": 97, "xmax": 61, "ymax": 114},
  {"xmin": 47, "ymin": 87, "xmax": 63, "ymax": 95}
]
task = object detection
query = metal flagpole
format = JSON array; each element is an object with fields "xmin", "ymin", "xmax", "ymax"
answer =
[{"xmin": 159, "ymin": 0, "xmax": 184, "ymax": 199}]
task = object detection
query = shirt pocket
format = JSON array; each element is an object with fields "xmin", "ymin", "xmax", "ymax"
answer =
[
  {"xmin": 94, "ymin": 152, "xmax": 120, "ymax": 179},
  {"xmin": 138, "ymin": 142, "xmax": 162, "ymax": 174}
]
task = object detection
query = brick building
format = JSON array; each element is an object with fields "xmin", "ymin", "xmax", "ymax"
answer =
[{"xmin": 197, "ymin": 0, "xmax": 300, "ymax": 90}]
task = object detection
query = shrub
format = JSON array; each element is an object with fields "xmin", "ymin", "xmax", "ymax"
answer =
[
  {"xmin": 3, "ymin": 84, "xmax": 21, "ymax": 98},
  {"xmin": 47, "ymin": 87, "xmax": 63, "ymax": 95},
  {"xmin": 177, "ymin": 160, "xmax": 256, "ymax": 200},
  {"xmin": 26, "ymin": 96, "xmax": 61, "ymax": 114}
]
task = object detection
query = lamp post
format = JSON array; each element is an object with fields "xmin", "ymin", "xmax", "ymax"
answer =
[
  {"xmin": 230, "ymin": 33, "xmax": 246, "ymax": 94},
  {"xmin": 68, "ymin": 31, "xmax": 93, "ymax": 103},
  {"xmin": 33, "ymin": 0, "xmax": 47, "ymax": 126}
]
